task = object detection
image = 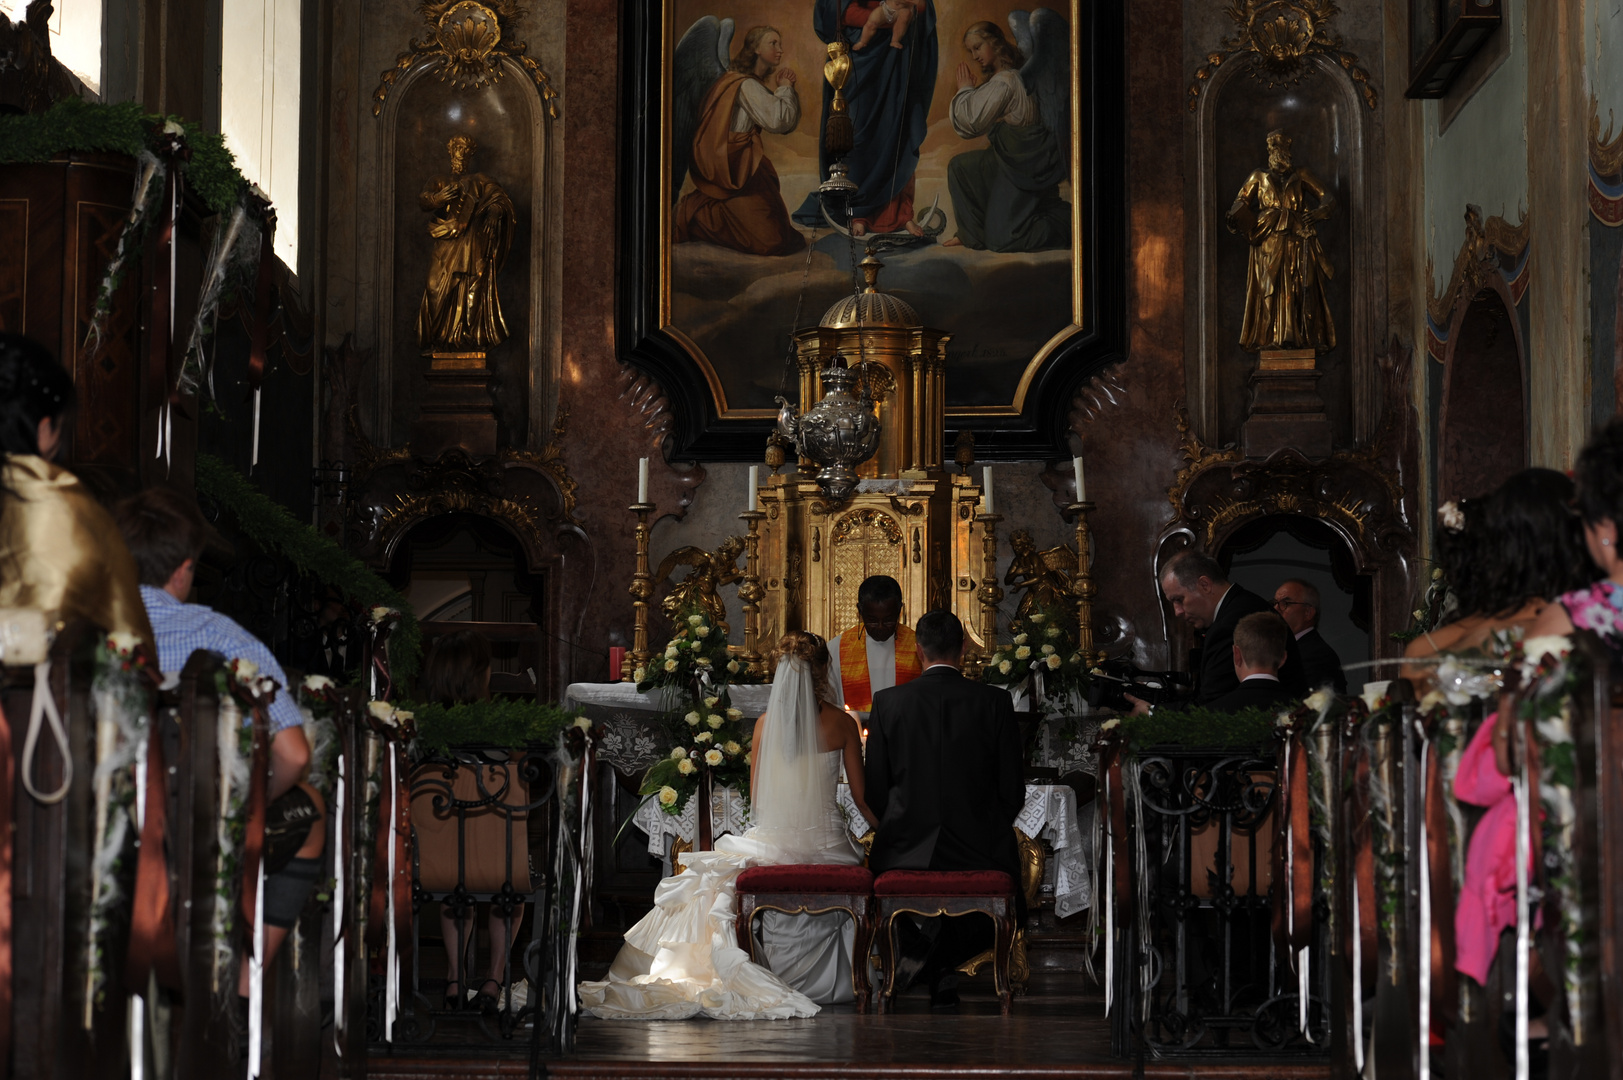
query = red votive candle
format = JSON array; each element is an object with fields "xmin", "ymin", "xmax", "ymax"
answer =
[{"xmin": 609, "ymin": 647, "xmax": 627, "ymax": 682}]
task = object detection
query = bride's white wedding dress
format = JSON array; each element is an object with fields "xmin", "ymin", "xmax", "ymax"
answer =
[{"xmin": 578, "ymin": 659, "xmax": 863, "ymax": 1021}]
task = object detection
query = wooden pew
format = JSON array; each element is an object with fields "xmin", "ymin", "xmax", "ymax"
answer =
[{"xmin": 0, "ymin": 621, "xmax": 131, "ymax": 1080}]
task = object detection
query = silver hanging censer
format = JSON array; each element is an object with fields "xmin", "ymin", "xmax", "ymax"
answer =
[{"xmin": 775, "ymin": 355, "xmax": 880, "ymax": 501}]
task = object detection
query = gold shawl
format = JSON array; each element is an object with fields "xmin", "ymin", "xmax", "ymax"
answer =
[{"xmin": 0, "ymin": 455, "xmax": 155, "ymax": 657}]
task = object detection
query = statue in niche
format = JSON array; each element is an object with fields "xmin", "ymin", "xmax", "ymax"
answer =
[
  {"xmin": 1224, "ymin": 129, "xmax": 1337, "ymax": 353},
  {"xmin": 417, "ymin": 135, "xmax": 516, "ymax": 352}
]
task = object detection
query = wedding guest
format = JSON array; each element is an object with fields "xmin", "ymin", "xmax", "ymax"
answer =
[
  {"xmin": 1272, "ymin": 579, "xmax": 1347, "ymax": 694},
  {"xmin": 826, "ymin": 575, "xmax": 922, "ymax": 711},
  {"xmin": 1155, "ymin": 551, "xmax": 1306, "ymax": 703},
  {"xmin": 1203, "ymin": 613, "xmax": 1298, "ymax": 712},
  {"xmin": 1529, "ymin": 418, "xmax": 1623, "ymax": 656},
  {"xmin": 0, "ymin": 333, "xmax": 154, "ymax": 656},
  {"xmin": 113, "ymin": 486, "xmax": 325, "ymax": 1001},
  {"xmin": 410, "ymin": 629, "xmax": 531, "ymax": 1013},
  {"xmin": 1403, "ymin": 468, "xmax": 1594, "ymax": 686},
  {"xmin": 864, "ymin": 610, "xmax": 1022, "ymax": 1008}
]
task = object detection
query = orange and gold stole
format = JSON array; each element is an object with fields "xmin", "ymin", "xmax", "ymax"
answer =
[{"xmin": 838, "ymin": 624, "xmax": 922, "ymax": 711}]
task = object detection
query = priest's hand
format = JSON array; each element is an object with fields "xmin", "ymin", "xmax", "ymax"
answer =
[{"xmin": 1123, "ymin": 694, "xmax": 1152, "ymax": 717}]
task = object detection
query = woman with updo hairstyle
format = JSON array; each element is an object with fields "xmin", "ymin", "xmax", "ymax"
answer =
[
  {"xmin": 579, "ymin": 628, "xmax": 877, "ymax": 1019},
  {"xmin": 1531, "ymin": 418, "xmax": 1623, "ymax": 654},
  {"xmin": 1403, "ymin": 469, "xmax": 1595, "ymax": 684},
  {"xmin": 0, "ymin": 332, "xmax": 153, "ymax": 655}
]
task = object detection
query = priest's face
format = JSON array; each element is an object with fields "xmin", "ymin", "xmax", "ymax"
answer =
[{"xmin": 859, "ymin": 597, "xmax": 902, "ymax": 642}]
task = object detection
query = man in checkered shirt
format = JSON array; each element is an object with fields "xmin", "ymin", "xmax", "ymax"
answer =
[{"xmin": 116, "ymin": 487, "xmax": 326, "ymax": 1004}]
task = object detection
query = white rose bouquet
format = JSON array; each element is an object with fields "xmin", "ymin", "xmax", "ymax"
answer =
[
  {"xmin": 980, "ymin": 601, "xmax": 1091, "ymax": 716},
  {"xmin": 638, "ymin": 681, "xmax": 754, "ymax": 817}
]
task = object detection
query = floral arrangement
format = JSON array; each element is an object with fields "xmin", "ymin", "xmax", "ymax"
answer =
[
  {"xmin": 980, "ymin": 606, "xmax": 1091, "ymax": 715},
  {"xmin": 1391, "ymin": 562, "xmax": 1454, "ymax": 644},
  {"xmin": 365, "ymin": 699, "xmax": 417, "ymax": 740},
  {"xmin": 637, "ymin": 691, "xmax": 752, "ymax": 816},
  {"xmin": 1107, "ymin": 704, "xmax": 1284, "ymax": 751},
  {"xmin": 634, "ymin": 607, "xmax": 755, "ymax": 691}
]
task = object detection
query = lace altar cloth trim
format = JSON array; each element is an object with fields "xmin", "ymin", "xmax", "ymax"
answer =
[{"xmin": 565, "ymin": 682, "xmax": 774, "ymax": 776}]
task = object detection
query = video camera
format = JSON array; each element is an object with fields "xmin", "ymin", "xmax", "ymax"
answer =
[{"xmin": 1086, "ymin": 660, "xmax": 1191, "ymax": 712}]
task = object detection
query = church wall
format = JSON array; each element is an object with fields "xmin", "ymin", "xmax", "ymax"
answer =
[{"xmin": 1587, "ymin": 0, "xmax": 1623, "ymax": 429}]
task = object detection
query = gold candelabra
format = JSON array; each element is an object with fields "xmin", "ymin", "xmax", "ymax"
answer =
[
  {"xmin": 737, "ymin": 509, "xmax": 767, "ymax": 675},
  {"xmin": 624, "ymin": 502, "xmax": 655, "ymax": 680},
  {"xmin": 1067, "ymin": 501, "xmax": 1102, "ymax": 667},
  {"xmin": 974, "ymin": 512, "xmax": 1004, "ymax": 667}
]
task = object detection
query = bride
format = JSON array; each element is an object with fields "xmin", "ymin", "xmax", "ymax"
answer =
[{"xmin": 579, "ymin": 631, "xmax": 877, "ymax": 1019}]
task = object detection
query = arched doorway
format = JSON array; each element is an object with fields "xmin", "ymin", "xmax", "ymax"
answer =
[
  {"xmin": 389, "ymin": 512, "xmax": 554, "ymax": 700},
  {"xmin": 1439, "ymin": 286, "xmax": 1526, "ymax": 504}
]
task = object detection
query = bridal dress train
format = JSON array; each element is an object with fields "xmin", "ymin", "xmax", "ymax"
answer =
[
  {"xmin": 579, "ymin": 658, "xmax": 863, "ymax": 1021},
  {"xmin": 577, "ymin": 752, "xmax": 861, "ymax": 1020}
]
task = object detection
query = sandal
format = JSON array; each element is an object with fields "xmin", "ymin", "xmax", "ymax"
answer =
[
  {"xmin": 472, "ymin": 978, "xmax": 502, "ymax": 1015},
  {"xmin": 442, "ymin": 979, "xmax": 464, "ymax": 1012}
]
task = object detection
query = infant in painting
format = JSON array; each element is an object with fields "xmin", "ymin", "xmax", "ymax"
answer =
[{"xmin": 853, "ymin": 0, "xmax": 921, "ymax": 50}]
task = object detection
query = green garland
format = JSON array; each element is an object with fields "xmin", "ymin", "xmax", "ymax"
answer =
[
  {"xmin": 407, "ymin": 698, "xmax": 583, "ymax": 756},
  {"xmin": 1119, "ymin": 705, "xmax": 1285, "ymax": 750},
  {"xmin": 0, "ymin": 97, "xmax": 251, "ymax": 216},
  {"xmin": 194, "ymin": 453, "xmax": 423, "ymax": 680}
]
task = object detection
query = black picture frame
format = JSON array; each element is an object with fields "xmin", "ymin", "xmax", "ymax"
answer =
[
  {"xmin": 617, "ymin": 0, "xmax": 1126, "ymax": 462},
  {"xmin": 1406, "ymin": 0, "xmax": 1502, "ymax": 98}
]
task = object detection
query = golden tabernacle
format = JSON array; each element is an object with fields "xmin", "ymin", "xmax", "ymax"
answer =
[{"xmin": 755, "ymin": 256, "xmax": 998, "ymax": 660}]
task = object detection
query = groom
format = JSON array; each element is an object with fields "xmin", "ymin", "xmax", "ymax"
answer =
[{"xmin": 864, "ymin": 610, "xmax": 1024, "ymax": 1007}]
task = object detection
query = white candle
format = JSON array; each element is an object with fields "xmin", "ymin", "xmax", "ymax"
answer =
[
  {"xmin": 748, "ymin": 465, "xmax": 759, "ymax": 512},
  {"xmin": 1073, "ymin": 455, "xmax": 1086, "ymax": 503},
  {"xmin": 637, "ymin": 457, "xmax": 650, "ymax": 504},
  {"xmin": 981, "ymin": 466, "xmax": 995, "ymax": 515}
]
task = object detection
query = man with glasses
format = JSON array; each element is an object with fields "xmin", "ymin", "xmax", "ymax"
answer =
[
  {"xmin": 826, "ymin": 575, "xmax": 922, "ymax": 712},
  {"xmin": 1272, "ymin": 578, "xmax": 1347, "ymax": 695}
]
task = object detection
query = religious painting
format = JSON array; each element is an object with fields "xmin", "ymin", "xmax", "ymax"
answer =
[{"xmin": 622, "ymin": 0, "xmax": 1122, "ymax": 457}]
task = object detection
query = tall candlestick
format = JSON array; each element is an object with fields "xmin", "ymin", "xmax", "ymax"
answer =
[
  {"xmin": 1069, "ymin": 500, "xmax": 1100, "ymax": 667},
  {"xmin": 981, "ymin": 466, "xmax": 995, "ymax": 516},
  {"xmin": 738, "ymin": 509, "xmax": 767, "ymax": 674},
  {"xmin": 637, "ymin": 457, "xmax": 650, "ymax": 504},
  {"xmin": 974, "ymin": 510, "xmax": 1004, "ymax": 670},
  {"xmin": 626, "ymin": 501, "xmax": 656, "ymax": 679},
  {"xmin": 1073, "ymin": 455, "xmax": 1086, "ymax": 502},
  {"xmin": 748, "ymin": 465, "xmax": 760, "ymax": 512}
]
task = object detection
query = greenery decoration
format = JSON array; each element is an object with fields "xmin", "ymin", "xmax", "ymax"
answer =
[
  {"xmin": 194, "ymin": 453, "xmax": 423, "ymax": 681},
  {"xmin": 406, "ymin": 698, "xmax": 584, "ymax": 756},
  {"xmin": 1391, "ymin": 560, "xmax": 1453, "ymax": 644},
  {"xmin": 0, "ymin": 96, "xmax": 253, "ymax": 216},
  {"xmin": 1118, "ymin": 705, "xmax": 1285, "ymax": 750}
]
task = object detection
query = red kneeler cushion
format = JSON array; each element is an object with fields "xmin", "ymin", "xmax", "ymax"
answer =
[
  {"xmin": 873, "ymin": 870, "xmax": 1015, "ymax": 897},
  {"xmin": 736, "ymin": 865, "xmax": 875, "ymax": 894}
]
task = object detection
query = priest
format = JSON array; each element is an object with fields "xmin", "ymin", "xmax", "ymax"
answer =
[{"xmin": 826, "ymin": 575, "xmax": 922, "ymax": 711}]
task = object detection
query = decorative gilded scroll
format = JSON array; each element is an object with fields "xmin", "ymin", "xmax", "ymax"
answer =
[
  {"xmin": 372, "ymin": 0, "xmax": 560, "ymax": 118},
  {"xmin": 1187, "ymin": 0, "xmax": 1377, "ymax": 112}
]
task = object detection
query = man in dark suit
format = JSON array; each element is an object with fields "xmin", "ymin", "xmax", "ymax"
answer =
[
  {"xmin": 1204, "ymin": 612, "xmax": 1300, "ymax": 712},
  {"xmin": 865, "ymin": 610, "xmax": 1023, "ymax": 1007},
  {"xmin": 1272, "ymin": 578, "xmax": 1348, "ymax": 695},
  {"xmin": 1157, "ymin": 551, "xmax": 1306, "ymax": 703}
]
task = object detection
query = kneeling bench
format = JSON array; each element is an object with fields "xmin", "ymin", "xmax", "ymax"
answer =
[
  {"xmin": 872, "ymin": 869, "xmax": 1017, "ymax": 1014},
  {"xmin": 734, "ymin": 865, "xmax": 875, "ymax": 1012}
]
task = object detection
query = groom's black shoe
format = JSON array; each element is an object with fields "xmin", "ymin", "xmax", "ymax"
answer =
[
  {"xmin": 928, "ymin": 973, "xmax": 961, "ymax": 1010},
  {"xmin": 892, "ymin": 915, "xmax": 943, "ymax": 994}
]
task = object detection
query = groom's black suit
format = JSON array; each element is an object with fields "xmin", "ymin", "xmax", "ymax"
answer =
[{"xmin": 864, "ymin": 664, "xmax": 1024, "ymax": 884}]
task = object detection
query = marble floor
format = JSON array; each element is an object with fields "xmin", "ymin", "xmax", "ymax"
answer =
[{"xmin": 364, "ymin": 974, "xmax": 1332, "ymax": 1079}]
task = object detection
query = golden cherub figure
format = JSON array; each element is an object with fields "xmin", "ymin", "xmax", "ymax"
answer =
[
  {"xmin": 658, "ymin": 536, "xmax": 746, "ymax": 636},
  {"xmin": 1004, "ymin": 529, "xmax": 1077, "ymax": 624}
]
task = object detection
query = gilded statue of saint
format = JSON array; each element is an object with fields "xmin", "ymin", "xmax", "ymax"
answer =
[
  {"xmin": 416, "ymin": 135, "xmax": 516, "ymax": 352},
  {"xmin": 1224, "ymin": 130, "xmax": 1336, "ymax": 353}
]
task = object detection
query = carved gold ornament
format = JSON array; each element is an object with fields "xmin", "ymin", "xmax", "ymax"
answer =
[
  {"xmin": 373, "ymin": 0, "xmax": 559, "ymax": 118},
  {"xmin": 1592, "ymin": 95, "xmax": 1623, "ymax": 178},
  {"xmin": 1187, "ymin": 0, "xmax": 1376, "ymax": 112}
]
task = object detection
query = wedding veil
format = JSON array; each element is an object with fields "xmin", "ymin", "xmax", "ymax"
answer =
[{"xmin": 748, "ymin": 654, "xmax": 840, "ymax": 863}]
